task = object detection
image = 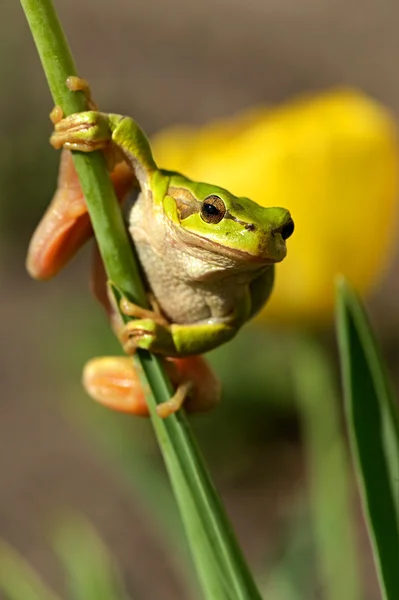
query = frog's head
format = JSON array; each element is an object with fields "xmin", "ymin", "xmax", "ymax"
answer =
[{"xmin": 163, "ymin": 174, "xmax": 294, "ymax": 265}]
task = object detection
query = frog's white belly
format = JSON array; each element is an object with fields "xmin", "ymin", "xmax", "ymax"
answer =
[{"xmin": 133, "ymin": 238, "xmax": 242, "ymax": 324}]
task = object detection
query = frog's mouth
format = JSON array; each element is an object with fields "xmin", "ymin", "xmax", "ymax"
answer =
[{"xmin": 169, "ymin": 222, "xmax": 289, "ymax": 267}]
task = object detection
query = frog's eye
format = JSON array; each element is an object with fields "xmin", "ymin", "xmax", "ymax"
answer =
[{"xmin": 201, "ymin": 195, "xmax": 226, "ymax": 224}]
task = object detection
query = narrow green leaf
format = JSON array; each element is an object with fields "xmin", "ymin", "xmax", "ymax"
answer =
[
  {"xmin": 336, "ymin": 277, "xmax": 399, "ymax": 600},
  {"xmin": 52, "ymin": 516, "xmax": 130, "ymax": 600},
  {"xmin": 0, "ymin": 540, "xmax": 61, "ymax": 600}
]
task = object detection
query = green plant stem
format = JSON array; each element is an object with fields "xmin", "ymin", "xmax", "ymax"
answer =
[{"xmin": 20, "ymin": 1, "xmax": 262, "ymax": 598}]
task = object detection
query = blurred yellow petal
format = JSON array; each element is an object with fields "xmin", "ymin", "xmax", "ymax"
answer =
[{"xmin": 152, "ymin": 89, "xmax": 399, "ymax": 324}]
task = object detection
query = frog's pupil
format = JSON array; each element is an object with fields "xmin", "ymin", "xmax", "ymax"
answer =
[
  {"xmin": 203, "ymin": 203, "xmax": 220, "ymax": 215},
  {"xmin": 201, "ymin": 195, "xmax": 226, "ymax": 224}
]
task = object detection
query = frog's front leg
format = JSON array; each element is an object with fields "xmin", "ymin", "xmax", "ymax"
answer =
[
  {"xmin": 50, "ymin": 110, "xmax": 158, "ymax": 192},
  {"xmin": 116, "ymin": 298, "xmax": 240, "ymax": 357},
  {"xmin": 83, "ymin": 355, "xmax": 221, "ymax": 417},
  {"xmin": 121, "ymin": 318, "xmax": 239, "ymax": 357}
]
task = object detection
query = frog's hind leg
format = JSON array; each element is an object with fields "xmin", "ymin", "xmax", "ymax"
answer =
[
  {"xmin": 83, "ymin": 356, "xmax": 150, "ymax": 416},
  {"xmin": 161, "ymin": 356, "xmax": 221, "ymax": 416},
  {"xmin": 26, "ymin": 149, "xmax": 93, "ymax": 279},
  {"xmin": 26, "ymin": 150, "xmax": 134, "ymax": 280},
  {"xmin": 82, "ymin": 355, "xmax": 221, "ymax": 418}
]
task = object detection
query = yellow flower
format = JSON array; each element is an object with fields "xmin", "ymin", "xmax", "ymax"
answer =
[{"xmin": 152, "ymin": 89, "xmax": 399, "ymax": 324}]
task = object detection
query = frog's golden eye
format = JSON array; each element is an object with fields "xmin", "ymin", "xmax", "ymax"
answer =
[{"xmin": 201, "ymin": 195, "xmax": 226, "ymax": 224}]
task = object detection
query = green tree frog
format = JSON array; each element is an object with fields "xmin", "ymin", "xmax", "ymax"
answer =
[{"xmin": 26, "ymin": 78, "xmax": 294, "ymax": 418}]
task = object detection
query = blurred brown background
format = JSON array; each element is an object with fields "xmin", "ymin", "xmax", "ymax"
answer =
[{"xmin": 1, "ymin": 1, "xmax": 398, "ymax": 598}]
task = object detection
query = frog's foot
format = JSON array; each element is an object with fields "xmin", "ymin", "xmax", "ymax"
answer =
[
  {"xmin": 120, "ymin": 318, "xmax": 174, "ymax": 356},
  {"xmin": 166, "ymin": 356, "xmax": 222, "ymax": 414},
  {"xmin": 82, "ymin": 355, "xmax": 221, "ymax": 418},
  {"xmin": 49, "ymin": 77, "xmax": 97, "ymax": 127},
  {"xmin": 118, "ymin": 296, "xmax": 173, "ymax": 355},
  {"xmin": 119, "ymin": 296, "xmax": 169, "ymax": 325},
  {"xmin": 50, "ymin": 110, "xmax": 113, "ymax": 153},
  {"xmin": 155, "ymin": 380, "xmax": 193, "ymax": 419},
  {"xmin": 49, "ymin": 78, "xmax": 122, "ymax": 169}
]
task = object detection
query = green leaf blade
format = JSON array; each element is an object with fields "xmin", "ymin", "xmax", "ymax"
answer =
[{"xmin": 336, "ymin": 277, "xmax": 399, "ymax": 600}]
